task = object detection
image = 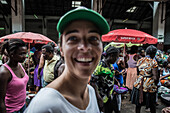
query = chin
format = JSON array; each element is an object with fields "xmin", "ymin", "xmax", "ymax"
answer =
[{"xmin": 79, "ymin": 71, "xmax": 92, "ymax": 78}]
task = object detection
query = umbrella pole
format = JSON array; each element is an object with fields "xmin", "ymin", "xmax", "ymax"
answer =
[
  {"xmin": 28, "ymin": 43, "xmax": 30, "ymax": 77},
  {"xmin": 123, "ymin": 44, "xmax": 126, "ymax": 61},
  {"xmin": 28, "ymin": 43, "xmax": 30, "ymax": 91}
]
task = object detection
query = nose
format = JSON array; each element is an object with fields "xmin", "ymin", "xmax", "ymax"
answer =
[{"xmin": 77, "ymin": 40, "xmax": 92, "ymax": 52}]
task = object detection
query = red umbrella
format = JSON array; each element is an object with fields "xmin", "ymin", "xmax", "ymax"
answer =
[
  {"xmin": 102, "ymin": 29, "xmax": 158, "ymax": 44},
  {"xmin": 0, "ymin": 32, "xmax": 56, "ymax": 77},
  {"xmin": 0, "ymin": 32, "xmax": 55, "ymax": 44}
]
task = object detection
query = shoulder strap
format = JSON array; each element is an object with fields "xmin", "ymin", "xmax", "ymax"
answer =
[
  {"xmin": 18, "ymin": 63, "xmax": 27, "ymax": 74},
  {"xmin": 3, "ymin": 63, "xmax": 15, "ymax": 77},
  {"xmin": 54, "ymin": 59, "xmax": 63, "ymax": 79}
]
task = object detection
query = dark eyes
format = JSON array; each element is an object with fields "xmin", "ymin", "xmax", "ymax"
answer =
[
  {"xmin": 89, "ymin": 36, "xmax": 100, "ymax": 41},
  {"xmin": 68, "ymin": 36, "xmax": 77, "ymax": 41},
  {"xmin": 67, "ymin": 35, "xmax": 100, "ymax": 45}
]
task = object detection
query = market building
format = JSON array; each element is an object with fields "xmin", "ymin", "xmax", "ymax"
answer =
[{"xmin": 0, "ymin": 0, "xmax": 170, "ymax": 50}]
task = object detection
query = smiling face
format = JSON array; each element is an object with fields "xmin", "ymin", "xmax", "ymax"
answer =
[
  {"xmin": 60, "ymin": 20, "xmax": 103, "ymax": 79},
  {"xmin": 12, "ymin": 46, "xmax": 27, "ymax": 63}
]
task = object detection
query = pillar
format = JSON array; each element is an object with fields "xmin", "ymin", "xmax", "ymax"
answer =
[
  {"xmin": 42, "ymin": 17, "xmax": 47, "ymax": 36},
  {"xmin": 92, "ymin": 0, "xmax": 102, "ymax": 14},
  {"xmin": 11, "ymin": 0, "xmax": 25, "ymax": 33},
  {"xmin": 153, "ymin": 2, "xmax": 166, "ymax": 50},
  {"xmin": 5, "ymin": 16, "xmax": 10, "ymax": 34}
]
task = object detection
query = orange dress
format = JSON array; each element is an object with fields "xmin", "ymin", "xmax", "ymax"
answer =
[{"xmin": 126, "ymin": 54, "xmax": 137, "ymax": 90}]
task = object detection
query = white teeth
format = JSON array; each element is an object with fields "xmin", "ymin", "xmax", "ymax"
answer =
[{"xmin": 77, "ymin": 58, "xmax": 92, "ymax": 62}]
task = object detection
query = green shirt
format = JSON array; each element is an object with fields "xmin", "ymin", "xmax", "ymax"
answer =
[{"xmin": 91, "ymin": 60, "xmax": 115, "ymax": 103}]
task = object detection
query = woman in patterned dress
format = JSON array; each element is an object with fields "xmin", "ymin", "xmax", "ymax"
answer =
[{"xmin": 131, "ymin": 45, "xmax": 159, "ymax": 113}]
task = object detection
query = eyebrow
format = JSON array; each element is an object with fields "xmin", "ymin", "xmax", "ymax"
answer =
[
  {"xmin": 89, "ymin": 30, "xmax": 101, "ymax": 35},
  {"xmin": 65, "ymin": 30, "xmax": 78, "ymax": 36},
  {"xmin": 65, "ymin": 29, "xmax": 101, "ymax": 36}
]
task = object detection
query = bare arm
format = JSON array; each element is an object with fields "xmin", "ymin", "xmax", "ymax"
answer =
[
  {"xmin": 38, "ymin": 54, "xmax": 45, "ymax": 69},
  {"xmin": 124, "ymin": 54, "xmax": 128, "ymax": 63},
  {"xmin": 0, "ymin": 66, "xmax": 11, "ymax": 113},
  {"xmin": 124, "ymin": 55, "xmax": 129, "ymax": 68},
  {"xmin": 117, "ymin": 59, "xmax": 125, "ymax": 69},
  {"xmin": 114, "ymin": 77, "xmax": 120, "ymax": 87},
  {"xmin": 115, "ymin": 70, "xmax": 121, "ymax": 76},
  {"xmin": 160, "ymin": 74, "xmax": 170, "ymax": 80},
  {"xmin": 37, "ymin": 54, "xmax": 45, "ymax": 79},
  {"xmin": 160, "ymin": 68, "xmax": 163, "ymax": 76}
]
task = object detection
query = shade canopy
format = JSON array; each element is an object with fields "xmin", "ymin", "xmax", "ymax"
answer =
[
  {"xmin": 0, "ymin": 32, "xmax": 55, "ymax": 44},
  {"xmin": 102, "ymin": 29, "xmax": 158, "ymax": 44},
  {"xmin": 104, "ymin": 42, "xmax": 142, "ymax": 51}
]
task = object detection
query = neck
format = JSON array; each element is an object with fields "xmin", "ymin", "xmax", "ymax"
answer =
[
  {"xmin": 6, "ymin": 59, "xmax": 19, "ymax": 68},
  {"xmin": 48, "ymin": 54, "xmax": 54, "ymax": 61},
  {"xmin": 104, "ymin": 59, "xmax": 110, "ymax": 67},
  {"xmin": 58, "ymin": 70, "xmax": 89, "ymax": 97},
  {"xmin": 146, "ymin": 55, "xmax": 151, "ymax": 59}
]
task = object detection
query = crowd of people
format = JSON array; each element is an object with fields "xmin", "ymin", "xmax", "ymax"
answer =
[{"xmin": 0, "ymin": 6, "xmax": 169, "ymax": 113}]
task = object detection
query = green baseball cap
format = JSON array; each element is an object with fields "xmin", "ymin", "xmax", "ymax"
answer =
[{"xmin": 57, "ymin": 7, "xmax": 110, "ymax": 37}]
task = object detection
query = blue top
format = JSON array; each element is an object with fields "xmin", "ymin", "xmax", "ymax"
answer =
[
  {"xmin": 162, "ymin": 68, "xmax": 169, "ymax": 79},
  {"xmin": 113, "ymin": 63, "xmax": 124, "ymax": 86}
]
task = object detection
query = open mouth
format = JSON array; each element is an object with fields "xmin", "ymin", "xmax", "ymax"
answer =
[{"xmin": 74, "ymin": 57, "xmax": 94, "ymax": 63}]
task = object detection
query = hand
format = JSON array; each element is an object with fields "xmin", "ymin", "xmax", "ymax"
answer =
[
  {"xmin": 121, "ymin": 69, "xmax": 126, "ymax": 75},
  {"xmin": 117, "ymin": 82, "xmax": 121, "ymax": 87},
  {"xmin": 117, "ymin": 59, "xmax": 123, "ymax": 65},
  {"xmin": 115, "ymin": 70, "xmax": 120, "ymax": 76},
  {"xmin": 37, "ymin": 74, "xmax": 40, "ymax": 79},
  {"xmin": 30, "ymin": 71, "xmax": 34, "ymax": 75},
  {"xmin": 113, "ymin": 91, "xmax": 117, "ymax": 94}
]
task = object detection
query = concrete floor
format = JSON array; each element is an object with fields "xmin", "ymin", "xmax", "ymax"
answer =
[{"xmin": 119, "ymin": 93, "xmax": 168, "ymax": 113}]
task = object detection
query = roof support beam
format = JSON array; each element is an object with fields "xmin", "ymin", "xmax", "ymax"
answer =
[{"xmin": 6, "ymin": 0, "xmax": 17, "ymax": 16}]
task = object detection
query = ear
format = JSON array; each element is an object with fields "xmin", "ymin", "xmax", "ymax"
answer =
[
  {"xmin": 59, "ymin": 34, "xmax": 64, "ymax": 57},
  {"xmin": 60, "ymin": 47, "xmax": 64, "ymax": 57}
]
